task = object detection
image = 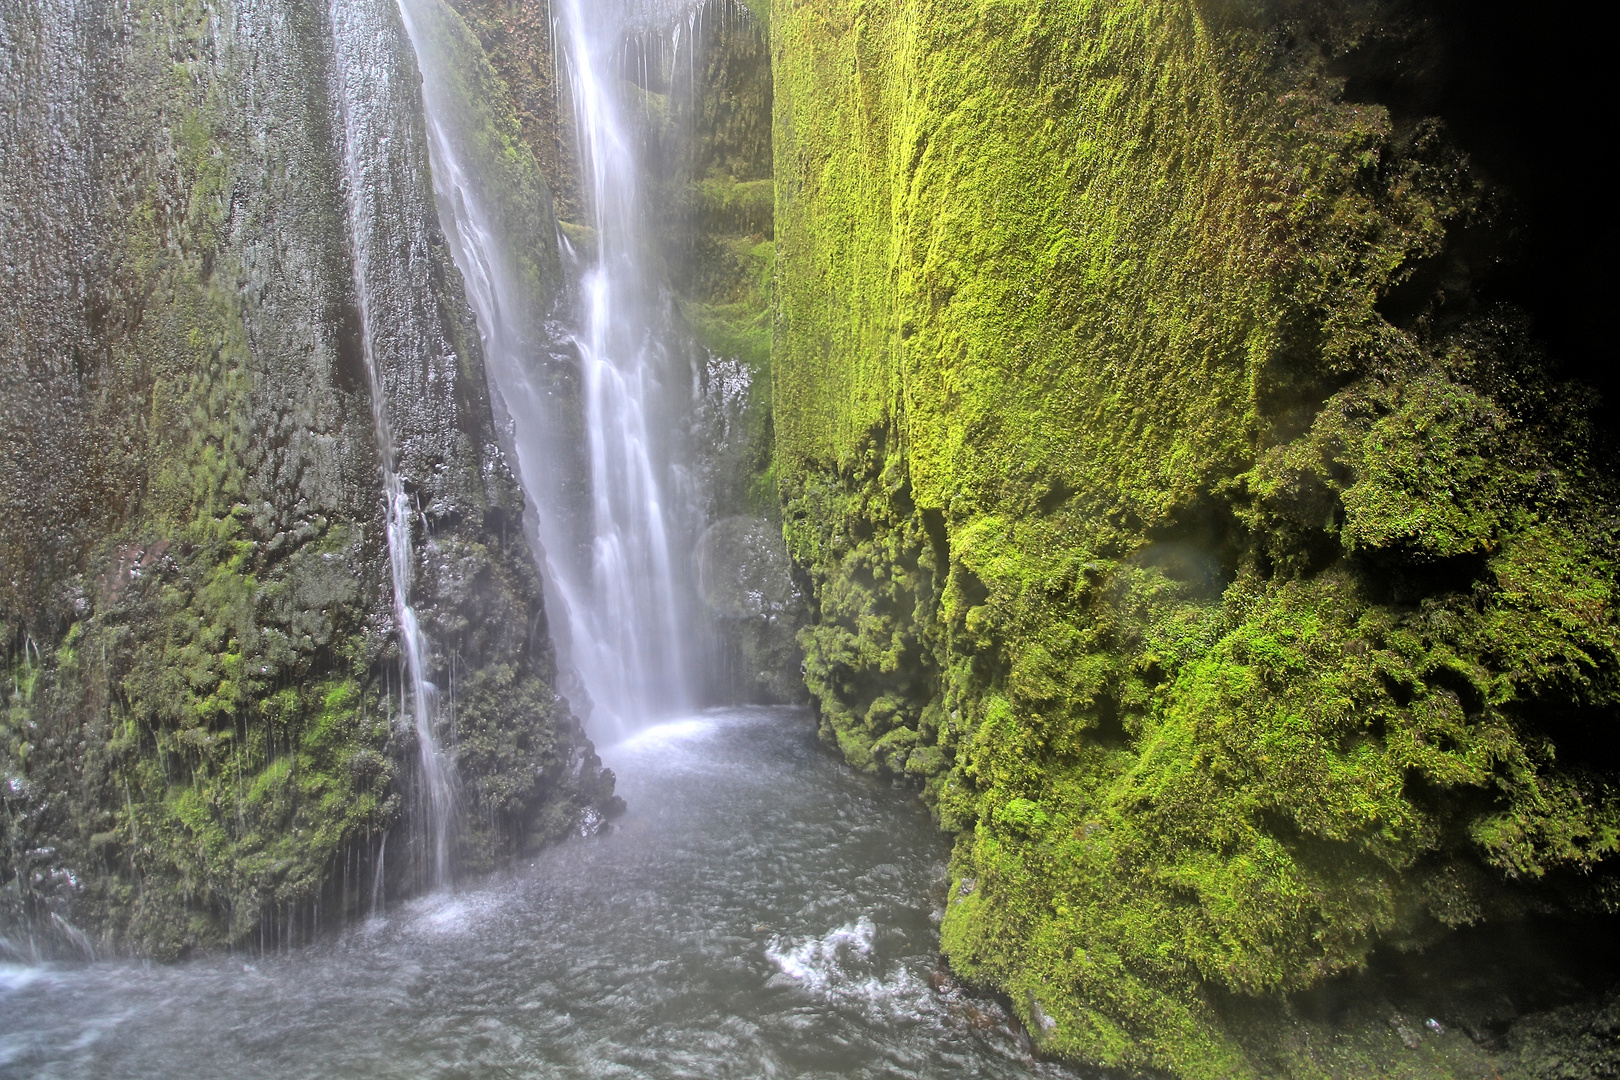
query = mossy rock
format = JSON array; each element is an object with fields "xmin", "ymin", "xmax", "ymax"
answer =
[{"xmin": 772, "ymin": 0, "xmax": 1620, "ymax": 1074}]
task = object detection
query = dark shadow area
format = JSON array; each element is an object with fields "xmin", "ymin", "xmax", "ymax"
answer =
[
  {"xmin": 1292, "ymin": 915, "xmax": 1620, "ymax": 1047},
  {"xmin": 1342, "ymin": 0, "xmax": 1615, "ymax": 411}
]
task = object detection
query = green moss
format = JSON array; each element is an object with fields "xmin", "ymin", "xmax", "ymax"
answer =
[
  {"xmin": 737, "ymin": 0, "xmax": 770, "ymax": 34},
  {"xmin": 0, "ymin": 0, "xmax": 398, "ymax": 956},
  {"xmin": 409, "ymin": 0, "xmax": 563, "ymax": 309},
  {"xmin": 773, "ymin": 0, "xmax": 1620, "ymax": 1074},
  {"xmin": 100, "ymin": 511, "xmax": 395, "ymax": 954},
  {"xmin": 440, "ymin": 0, "xmax": 582, "ymax": 219},
  {"xmin": 670, "ymin": 3, "xmax": 778, "ymax": 510}
]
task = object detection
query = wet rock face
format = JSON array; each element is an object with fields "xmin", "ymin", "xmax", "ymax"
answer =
[
  {"xmin": 694, "ymin": 513, "xmax": 805, "ymax": 703},
  {"xmin": 0, "ymin": 0, "xmax": 612, "ymax": 957},
  {"xmin": 665, "ymin": 2, "xmax": 806, "ymax": 704},
  {"xmin": 772, "ymin": 0, "xmax": 1620, "ymax": 1075},
  {"xmin": 439, "ymin": 0, "xmax": 583, "ymax": 223}
]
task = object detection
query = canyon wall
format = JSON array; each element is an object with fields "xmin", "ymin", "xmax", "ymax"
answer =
[
  {"xmin": 770, "ymin": 0, "xmax": 1620, "ymax": 1073},
  {"xmin": 0, "ymin": 0, "xmax": 614, "ymax": 958}
]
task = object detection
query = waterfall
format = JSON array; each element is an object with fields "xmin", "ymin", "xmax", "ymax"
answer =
[
  {"xmin": 329, "ymin": 0, "xmax": 456, "ymax": 890},
  {"xmin": 558, "ymin": 0, "xmax": 693, "ymax": 730},
  {"xmin": 401, "ymin": 0, "xmax": 698, "ymax": 739}
]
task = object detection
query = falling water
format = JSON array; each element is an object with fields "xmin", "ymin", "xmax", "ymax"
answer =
[
  {"xmin": 329, "ymin": 0, "xmax": 456, "ymax": 890},
  {"xmin": 369, "ymin": 830, "xmax": 389, "ymax": 919},
  {"xmin": 558, "ymin": 0, "xmax": 692, "ymax": 730},
  {"xmin": 402, "ymin": 0, "xmax": 697, "ymax": 738}
]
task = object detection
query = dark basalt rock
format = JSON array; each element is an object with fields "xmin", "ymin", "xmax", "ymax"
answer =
[{"xmin": 0, "ymin": 0, "xmax": 614, "ymax": 958}]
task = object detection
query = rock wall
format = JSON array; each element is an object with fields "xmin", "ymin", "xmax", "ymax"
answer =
[
  {"xmin": 440, "ymin": 0, "xmax": 583, "ymax": 222},
  {"xmin": 0, "ymin": 0, "xmax": 615, "ymax": 958},
  {"xmin": 666, "ymin": 2, "xmax": 804, "ymax": 703},
  {"xmin": 770, "ymin": 0, "xmax": 1619, "ymax": 1074}
]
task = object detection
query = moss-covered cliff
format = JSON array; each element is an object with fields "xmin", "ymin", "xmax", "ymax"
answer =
[
  {"xmin": 0, "ymin": 0, "xmax": 615, "ymax": 958},
  {"xmin": 771, "ymin": 0, "xmax": 1619, "ymax": 1074},
  {"xmin": 439, "ymin": 0, "xmax": 583, "ymax": 223}
]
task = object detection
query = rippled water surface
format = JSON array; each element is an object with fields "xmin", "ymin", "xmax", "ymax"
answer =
[{"xmin": 0, "ymin": 708, "xmax": 1084, "ymax": 1079}]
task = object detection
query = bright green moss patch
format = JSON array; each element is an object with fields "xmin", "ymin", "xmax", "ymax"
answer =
[
  {"xmin": 773, "ymin": 0, "xmax": 1620, "ymax": 1074},
  {"xmin": 118, "ymin": 670, "xmax": 392, "ymax": 953}
]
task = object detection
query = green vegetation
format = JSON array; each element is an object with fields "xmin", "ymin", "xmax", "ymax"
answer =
[
  {"xmin": 441, "ymin": 0, "xmax": 584, "ymax": 221},
  {"xmin": 667, "ymin": 0, "xmax": 779, "ymax": 518},
  {"xmin": 3, "ymin": 0, "xmax": 611, "ymax": 958},
  {"xmin": 1, "ymin": 0, "xmax": 392, "ymax": 955},
  {"xmin": 771, "ymin": 0, "xmax": 1620, "ymax": 1074}
]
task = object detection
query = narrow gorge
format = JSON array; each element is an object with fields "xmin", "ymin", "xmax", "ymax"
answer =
[{"xmin": 2, "ymin": 1, "xmax": 1615, "ymax": 1078}]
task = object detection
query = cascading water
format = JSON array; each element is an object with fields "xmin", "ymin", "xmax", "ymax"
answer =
[
  {"xmin": 557, "ymin": 0, "xmax": 693, "ymax": 729},
  {"xmin": 329, "ymin": 0, "xmax": 456, "ymax": 890},
  {"xmin": 401, "ymin": 0, "xmax": 699, "ymax": 738}
]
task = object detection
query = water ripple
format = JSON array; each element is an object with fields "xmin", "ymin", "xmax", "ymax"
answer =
[{"xmin": 0, "ymin": 708, "xmax": 1088, "ymax": 1080}]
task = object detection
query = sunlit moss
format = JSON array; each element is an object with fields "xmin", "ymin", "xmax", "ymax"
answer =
[{"xmin": 772, "ymin": 0, "xmax": 1620, "ymax": 1074}]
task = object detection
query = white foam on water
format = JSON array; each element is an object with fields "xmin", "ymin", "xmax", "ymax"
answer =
[
  {"xmin": 0, "ymin": 963, "xmax": 43, "ymax": 996},
  {"xmin": 613, "ymin": 718, "xmax": 716, "ymax": 753},
  {"xmin": 419, "ymin": 900, "xmax": 470, "ymax": 932},
  {"xmin": 762, "ymin": 916, "xmax": 942, "ymax": 1024},
  {"xmin": 399, "ymin": 891, "xmax": 499, "ymax": 938},
  {"xmin": 765, "ymin": 916, "xmax": 876, "ymax": 991}
]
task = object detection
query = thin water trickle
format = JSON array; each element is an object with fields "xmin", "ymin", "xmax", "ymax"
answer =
[
  {"xmin": 330, "ymin": 0, "xmax": 457, "ymax": 890},
  {"xmin": 0, "ymin": 709, "xmax": 1083, "ymax": 1080},
  {"xmin": 370, "ymin": 829, "xmax": 390, "ymax": 920}
]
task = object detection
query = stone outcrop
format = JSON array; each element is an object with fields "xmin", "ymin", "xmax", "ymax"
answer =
[
  {"xmin": 1, "ymin": 0, "xmax": 615, "ymax": 958},
  {"xmin": 770, "ymin": 0, "xmax": 1619, "ymax": 1074}
]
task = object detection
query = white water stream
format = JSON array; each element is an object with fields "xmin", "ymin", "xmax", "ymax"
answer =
[
  {"xmin": 400, "ymin": 0, "xmax": 698, "ymax": 743},
  {"xmin": 330, "ymin": 0, "xmax": 457, "ymax": 890},
  {"xmin": 557, "ymin": 0, "xmax": 694, "ymax": 728}
]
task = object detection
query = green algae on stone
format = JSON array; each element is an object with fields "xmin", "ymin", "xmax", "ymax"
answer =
[
  {"xmin": 2, "ymin": 0, "xmax": 611, "ymax": 958},
  {"xmin": 771, "ymin": 0, "xmax": 1620, "ymax": 1075}
]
